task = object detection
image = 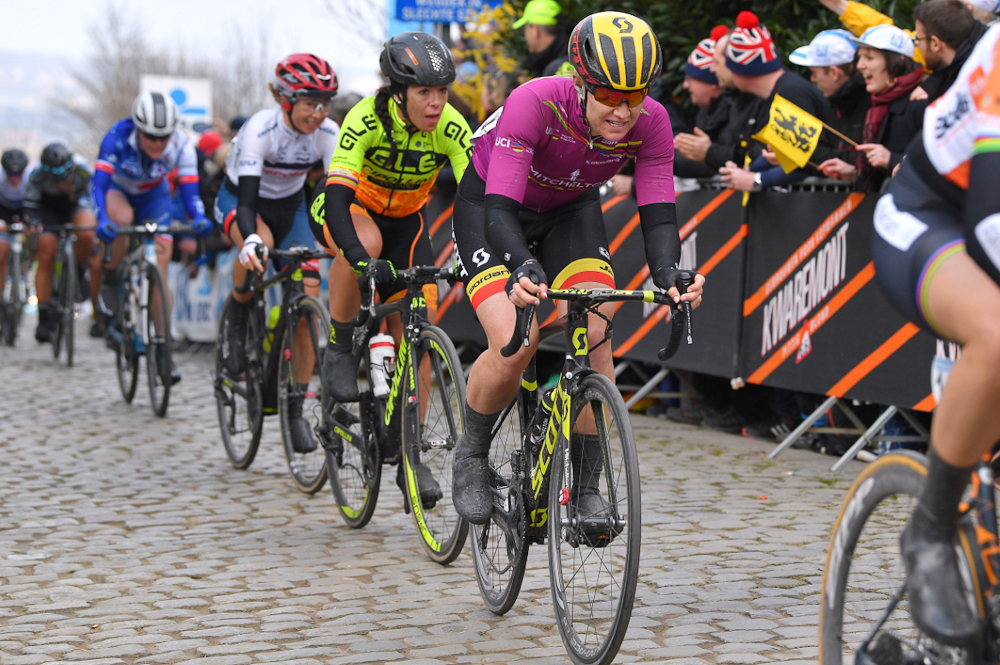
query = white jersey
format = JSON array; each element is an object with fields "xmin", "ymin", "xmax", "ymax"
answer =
[
  {"xmin": 0, "ymin": 167, "xmax": 30, "ymax": 210},
  {"xmin": 225, "ymin": 108, "xmax": 339, "ymax": 200},
  {"xmin": 922, "ymin": 23, "xmax": 1000, "ymax": 189}
]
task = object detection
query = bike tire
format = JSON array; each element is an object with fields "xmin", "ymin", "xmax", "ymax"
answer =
[
  {"xmin": 278, "ymin": 296, "xmax": 330, "ymax": 494},
  {"xmin": 818, "ymin": 450, "xmax": 984, "ymax": 664},
  {"xmin": 2, "ymin": 249, "xmax": 23, "ymax": 347},
  {"xmin": 470, "ymin": 397, "xmax": 530, "ymax": 614},
  {"xmin": 144, "ymin": 264, "xmax": 171, "ymax": 417},
  {"xmin": 548, "ymin": 373, "xmax": 640, "ymax": 665},
  {"xmin": 215, "ymin": 296, "xmax": 264, "ymax": 469},
  {"xmin": 61, "ymin": 249, "xmax": 77, "ymax": 367},
  {"xmin": 401, "ymin": 325, "xmax": 469, "ymax": 565},
  {"xmin": 324, "ymin": 343, "xmax": 382, "ymax": 529},
  {"xmin": 115, "ymin": 272, "xmax": 140, "ymax": 404}
]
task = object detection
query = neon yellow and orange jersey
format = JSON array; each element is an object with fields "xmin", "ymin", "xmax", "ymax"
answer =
[
  {"xmin": 325, "ymin": 95, "xmax": 473, "ymax": 218},
  {"xmin": 923, "ymin": 24, "xmax": 1000, "ymax": 190}
]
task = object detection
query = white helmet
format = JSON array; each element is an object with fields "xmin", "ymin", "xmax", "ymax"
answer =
[{"xmin": 131, "ymin": 91, "xmax": 179, "ymax": 137}]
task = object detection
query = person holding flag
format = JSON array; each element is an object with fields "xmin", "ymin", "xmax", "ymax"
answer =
[
  {"xmin": 816, "ymin": 25, "xmax": 927, "ymax": 191},
  {"xmin": 717, "ymin": 11, "xmax": 838, "ymax": 193}
]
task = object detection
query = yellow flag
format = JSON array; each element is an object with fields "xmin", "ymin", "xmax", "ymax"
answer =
[{"xmin": 752, "ymin": 94, "xmax": 823, "ymax": 173}]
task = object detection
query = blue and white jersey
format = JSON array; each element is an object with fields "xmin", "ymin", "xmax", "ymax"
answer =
[
  {"xmin": 92, "ymin": 118, "xmax": 204, "ymax": 221},
  {"xmin": 225, "ymin": 108, "xmax": 339, "ymax": 199},
  {"xmin": 0, "ymin": 166, "xmax": 30, "ymax": 211}
]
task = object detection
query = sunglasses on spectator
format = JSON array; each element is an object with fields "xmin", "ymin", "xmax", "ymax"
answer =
[
  {"xmin": 589, "ymin": 85, "xmax": 649, "ymax": 109},
  {"xmin": 141, "ymin": 131, "xmax": 171, "ymax": 143}
]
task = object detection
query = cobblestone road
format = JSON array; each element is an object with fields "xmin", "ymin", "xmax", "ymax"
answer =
[{"xmin": 0, "ymin": 316, "xmax": 866, "ymax": 664}]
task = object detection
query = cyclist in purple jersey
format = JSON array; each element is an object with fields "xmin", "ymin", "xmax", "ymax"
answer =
[{"xmin": 451, "ymin": 11, "xmax": 706, "ymax": 524}]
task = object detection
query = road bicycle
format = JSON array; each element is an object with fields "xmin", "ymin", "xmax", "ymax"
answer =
[
  {"xmin": 819, "ymin": 448, "xmax": 1000, "ymax": 664},
  {"xmin": 49, "ymin": 223, "xmax": 92, "ymax": 367},
  {"xmin": 320, "ymin": 264, "xmax": 468, "ymax": 565},
  {"xmin": 213, "ymin": 245, "xmax": 331, "ymax": 494},
  {"xmin": 470, "ymin": 275, "xmax": 694, "ymax": 665},
  {"xmin": 0, "ymin": 219, "xmax": 29, "ymax": 346},
  {"xmin": 103, "ymin": 222, "xmax": 192, "ymax": 417}
]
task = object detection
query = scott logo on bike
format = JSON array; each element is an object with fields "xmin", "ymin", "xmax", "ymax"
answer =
[
  {"xmin": 384, "ymin": 338, "xmax": 412, "ymax": 428},
  {"xmin": 532, "ymin": 383, "xmax": 570, "ymax": 500}
]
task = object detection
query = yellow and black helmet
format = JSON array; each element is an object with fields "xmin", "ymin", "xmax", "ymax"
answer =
[{"xmin": 568, "ymin": 11, "xmax": 662, "ymax": 91}]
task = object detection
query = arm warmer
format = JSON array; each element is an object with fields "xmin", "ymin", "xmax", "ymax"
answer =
[
  {"xmin": 234, "ymin": 175, "xmax": 261, "ymax": 242},
  {"xmin": 485, "ymin": 193, "xmax": 532, "ymax": 270},
  {"xmin": 638, "ymin": 202, "xmax": 681, "ymax": 275},
  {"xmin": 325, "ymin": 182, "xmax": 368, "ymax": 266}
]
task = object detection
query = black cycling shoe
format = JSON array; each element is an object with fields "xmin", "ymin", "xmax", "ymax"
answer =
[
  {"xmin": 573, "ymin": 489, "xmax": 621, "ymax": 547},
  {"xmin": 219, "ymin": 300, "xmax": 248, "ymax": 376},
  {"xmin": 89, "ymin": 317, "xmax": 106, "ymax": 339},
  {"xmin": 169, "ymin": 364, "xmax": 182, "ymax": 386},
  {"xmin": 289, "ymin": 416, "xmax": 318, "ymax": 454},
  {"xmin": 322, "ymin": 346, "xmax": 359, "ymax": 402},
  {"xmin": 451, "ymin": 434, "xmax": 493, "ymax": 524},
  {"xmin": 397, "ymin": 460, "xmax": 443, "ymax": 510},
  {"xmin": 900, "ymin": 514, "xmax": 980, "ymax": 646},
  {"xmin": 35, "ymin": 303, "xmax": 54, "ymax": 344}
]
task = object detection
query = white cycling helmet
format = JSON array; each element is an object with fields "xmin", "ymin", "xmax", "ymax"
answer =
[{"xmin": 131, "ymin": 91, "xmax": 179, "ymax": 137}]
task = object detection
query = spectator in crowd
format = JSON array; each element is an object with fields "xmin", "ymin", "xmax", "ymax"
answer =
[
  {"xmin": 966, "ymin": 0, "xmax": 1000, "ymax": 23},
  {"xmin": 514, "ymin": 0, "xmax": 572, "ymax": 78},
  {"xmin": 330, "ymin": 92, "xmax": 364, "ymax": 127},
  {"xmin": 817, "ymin": 25, "xmax": 927, "ymax": 192},
  {"xmin": 717, "ymin": 11, "xmax": 837, "ymax": 193},
  {"xmin": 789, "ymin": 29, "xmax": 870, "ymax": 171},
  {"xmin": 480, "ymin": 69, "xmax": 521, "ymax": 120},
  {"xmin": 672, "ymin": 26, "xmax": 729, "ymax": 179},
  {"xmin": 912, "ymin": 0, "xmax": 987, "ymax": 101}
]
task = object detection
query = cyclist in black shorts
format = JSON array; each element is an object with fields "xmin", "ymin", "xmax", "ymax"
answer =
[
  {"xmin": 22, "ymin": 143, "xmax": 97, "ymax": 344},
  {"xmin": 871, "ymin": 24, "xmax": 1000, "ymax": 647}
]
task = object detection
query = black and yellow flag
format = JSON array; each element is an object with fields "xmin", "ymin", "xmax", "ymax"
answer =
[{"xmin": 752, "ymin": 94, "xmax": 823, "ymax": 173}]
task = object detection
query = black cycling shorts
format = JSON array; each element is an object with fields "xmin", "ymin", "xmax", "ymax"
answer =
[{"xmin": 452, "ymin": 168, "xmax": 615, "ymax": 311}]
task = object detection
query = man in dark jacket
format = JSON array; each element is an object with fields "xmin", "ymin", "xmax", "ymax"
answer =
[
  {"xmin": 514, "ymin": 0, "xmax": 572, "ymax": 78},
  {"xmin": 914, "ymin": 0, "xmax": 989, "ymax": 101}
]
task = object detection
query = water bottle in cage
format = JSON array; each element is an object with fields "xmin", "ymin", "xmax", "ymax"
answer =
[{"xmin": 368, "ymin": 333, "xmax": 396, "ymax": 398}]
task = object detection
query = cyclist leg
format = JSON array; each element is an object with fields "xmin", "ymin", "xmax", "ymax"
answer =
[
  {"xmin": 873, "ymin": 176, "xmax": 1000, "ymax": 646},
  {"xmin": 34, "ymin": 217, "xmax": 58, "ymax": 343},
  {"xmin": 216, "ymin": 186, "xmax": 274, "ymax": 375},
  {"xmin": 97, "ymin": 189, "xmax": 135, "ymax": 318},
  {"xmin": 0, "ymin": 231, "xmax": 8, "ymax": 297},
  {"xmin": 310, "ymin": 200, "xmax": 383, "ymax": 402}
]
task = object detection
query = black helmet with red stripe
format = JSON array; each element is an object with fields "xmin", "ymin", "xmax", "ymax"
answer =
[{"xmin": 271, "ymin": 53, "xmax": 339, "ymax": 111}]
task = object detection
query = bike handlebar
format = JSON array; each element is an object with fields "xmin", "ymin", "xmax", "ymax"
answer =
[
  {"xmin": 352, "ymin": 263, "xmax": 458, "ymax": 327},
  {"xmin": 499, "ymin": 270, "xmax": 696, "ymax": 362}
]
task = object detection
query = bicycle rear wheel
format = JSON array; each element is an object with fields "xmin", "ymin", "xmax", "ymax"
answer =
[
  {"xmin": 819, "ymin": 450, "xmax": 983, "ymax": 664},
  {"xmin": 548, "ymin": 373, "xmax": 640, "ymax": 665},
  {"xmin": 401, "ymin": 325, "xmax": 468, "ymax": 564},
  {"xmin": 324, "ymin": 345, "xmax": 382, "ymax": 528},
  {"xmin": 115, "ymin": 273, "xmax": 140, "ymax": 404},
  {"xmin": 470, "ymin": 397, "xmax": 529, "ymax": 615},
  {"xmin": 214, "ymin": 296, "xmax": 263, "ymax": 469},
  {"xmin": 278, "ymin": 295, "xmax": 329, "ymax": 494},
  {"xmin": 144, "ymin": 265, "xmax": 171, "ymax": 417}
]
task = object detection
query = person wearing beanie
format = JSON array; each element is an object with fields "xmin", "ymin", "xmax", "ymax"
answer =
[
  {"xmin": 718, "ymin": 11, "xmax": 837, "ymax": 192},
  {"xmin": 790, "ymin": 29, "xmax": 870, "ymax": 167}
]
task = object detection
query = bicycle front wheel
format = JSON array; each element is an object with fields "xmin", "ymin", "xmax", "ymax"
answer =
[
  {"xmin": 401, "ymin": 325, "xmax": 468, "ymax": 564},
  {"xmin": 324, "ymin": 345, "xmax": 381, "ymax": 528},
  {"xmin": 2, "ymin": 249, "xmax": 23, "ymax": 346},
  {"xmin": 144, "ymin": 265, "xmax": 172, "ymax": 417},
  {"xmin": 214, "ymin": 296, "xmax": 263, "ymax": 469},
  {"xmin": 56, "ymin": 249, "xmax": 77, "ymax": 366},
  {"xmin": 278, "ymin": 296, "xmax": 329, "ymax": 494},
  {"xmin": 548, "ymin": 373, "xmax": 640, "ymax": 665},
  {"xmin": 470, "ymin": 397, "xmax": 529, "ymax": 615},
  {"xmin": 115, "ymin": 273, "xmax": 140, "ymax": 404},
  {"xmin": 819, "ymin": 450, "xmax": 983, "ymax": 664}
]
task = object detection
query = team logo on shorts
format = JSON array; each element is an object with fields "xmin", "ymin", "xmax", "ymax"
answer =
[{"xmin": 472, "ymin": 248, "xmax": 490, "ymax": 267}]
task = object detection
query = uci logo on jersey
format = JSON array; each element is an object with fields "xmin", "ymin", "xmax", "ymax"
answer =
[{"xmin": 494, "ymin": 136, "xmax": 528, "ymax": 153}]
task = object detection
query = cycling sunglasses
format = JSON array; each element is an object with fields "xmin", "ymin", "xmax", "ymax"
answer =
[
  {"xmin": 141, "ymin": 131, "xmax": 171, "ymax": 143},
  {"xmin": 589, "ymin": 85, "xmax": 649, "ymax": 109}
]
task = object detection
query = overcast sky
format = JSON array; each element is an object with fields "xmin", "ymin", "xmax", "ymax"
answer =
[{"xmin": 6, "ymin": 0, "xmax": 387, "ymax": 94}]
